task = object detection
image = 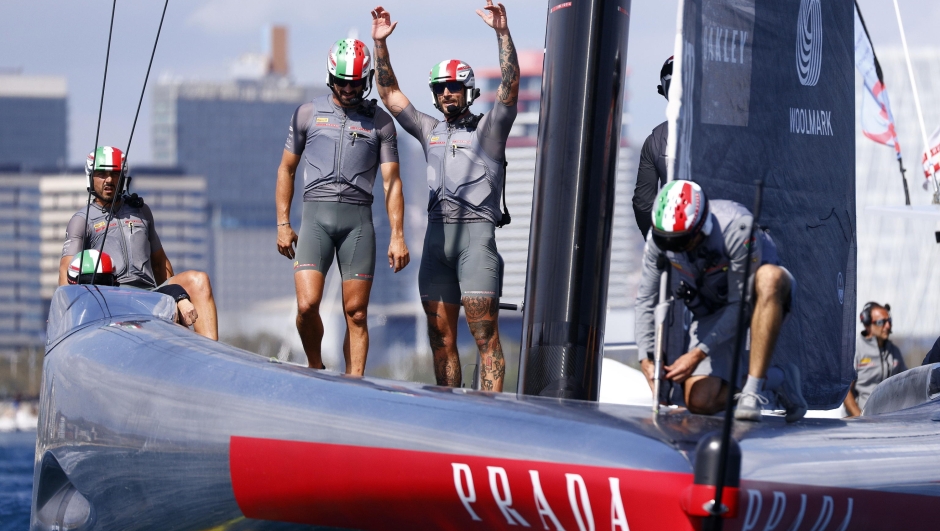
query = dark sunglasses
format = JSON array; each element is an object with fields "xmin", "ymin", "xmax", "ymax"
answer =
[
  {"xmin": 333, "ymin": 77, "xmax": 366, "ymax": 88},
  {"xmin": 431, "ymin": 81, "xmax": 465, "ymax": 95},
  {"xmin": 873, "ymin": 317, "xmax": 892, "ymax": 327}
]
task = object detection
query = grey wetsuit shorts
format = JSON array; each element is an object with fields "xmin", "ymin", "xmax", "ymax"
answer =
[
  {"xmin": 690, "ymin": 265, "xmax": 796, "ymax": 385},
  {"xmin": 419, "ymin": 222, "xmax": 503, "ymax": 305},
  {"xmin": 294, "ymin": 201, "xmax": 376, "ymax": 281}
]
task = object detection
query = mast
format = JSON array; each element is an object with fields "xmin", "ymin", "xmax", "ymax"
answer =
[{"xmin": 517, "ymin": 0, "xmax": 631, "ymax": 400}]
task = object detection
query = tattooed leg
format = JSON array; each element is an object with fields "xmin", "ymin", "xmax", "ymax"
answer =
[
  {"xmin": 424, "ymin": 301, "xmax": 461, "ymax": 387},
  {"xmin": 464, "ymin": 296, "xmax": 504, "ymax": 392}
]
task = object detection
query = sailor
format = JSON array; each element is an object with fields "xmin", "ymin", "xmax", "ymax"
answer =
[
  {"xmin": 60, "ymin": 146, "xmax": 218, "ymax": 340},
  {"xmin": 66, "ymin": 248, "xmax": 198, "ymax": 328},
  {"xmin": 635, "ymin": 180, "xmax": 807, "ymax": 422},
  {"xmin": 371, "ymin": 1, "xmax": 519, "ymax": 390},
  {"xmin": 844, "ymin": 302, "xmax": 906, "ymax": 416},
  {"xmin": 633, "ymin": 56, "xmax": 672, "ymax": 238},
  {"xmin": 276, "ymin": 38, "xmax": 408, "ymax": 374}
]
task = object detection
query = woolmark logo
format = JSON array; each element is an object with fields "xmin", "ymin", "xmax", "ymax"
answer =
[{"xmin": 795, "ymin": 0, "xmax": 822, "ymax": 86}]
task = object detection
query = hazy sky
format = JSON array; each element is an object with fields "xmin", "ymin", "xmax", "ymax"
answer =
[{"xmin": 1, "ymin": 0, "xmax": 937, "ymax": 165}]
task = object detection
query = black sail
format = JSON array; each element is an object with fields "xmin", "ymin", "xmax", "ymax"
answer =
[
  {"xmin": 670, "ymin": 0, "xmax": 856, "ymax": 407},
  {"xmin": 518, "ymin": 0, "xmax": 632, "ymax": 400}
]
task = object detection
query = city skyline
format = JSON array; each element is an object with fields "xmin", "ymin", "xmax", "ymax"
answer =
[{"xmin": 5, "ymin": 0, "xmax": 937, "ymax": 168}]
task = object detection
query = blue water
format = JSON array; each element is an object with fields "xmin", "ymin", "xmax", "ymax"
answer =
[{"xmin": 0, "ymin": 431, "xmax": 35, "ymax": 531}]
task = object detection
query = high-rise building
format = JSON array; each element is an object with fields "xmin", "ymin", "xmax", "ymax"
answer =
[
  {"xmin": 0, "ymin": 74, "xmax": 67, "ymax": 172},
  {"xmin": 0, "ymin": 176, "xmax": 43, "ymax": 354},
  {"xmin": 473, "ymin": 51, "xmax": 641, "ymax": 316},
  {"xmin": 151, "ymin": 27, "xmax": 331, "ymax": 309},
  {"xmin": 854, "ymin": 47, "xmax": 940, "ymax": 363}
]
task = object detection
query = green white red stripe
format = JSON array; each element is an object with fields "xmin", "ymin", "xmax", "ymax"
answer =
[
  {"xmin": 331, "ymin": 39, "xmax": 368, "ymax": 79},
  {"xmin": 653, "ymin": 180, "xmax": 702, "ymax": 233},
  {"xmin": 69, "ymin": 250, "xmax": 114, "ymax": 276},
  {"xmin": 93, "ymin": 146, "xmax": 124, "ymax": 172}
]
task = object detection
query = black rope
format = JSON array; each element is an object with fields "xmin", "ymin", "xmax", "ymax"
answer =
[
  {"xmin": 705, "ymin": 180, "xmax": 763, "ymax": 531},
  {"xmin": 93, "ymin": 0, "xmax": 170, "ymax": 286},
  {"xmin": 79, "ymin": 0, "xmax": 117, "ymax": 287},
  {"xmin": 125, "ymin": 0, "xmax": 169, "ymax": 164}
]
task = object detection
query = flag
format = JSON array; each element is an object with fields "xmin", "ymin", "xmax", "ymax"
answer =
[
  {"xmin": 855, "ymin": 5, "xmax": 901, "ymax": 158},
  {"xmin": 921, "ymin": 125, "xmax": 940, "ymax": 179}
]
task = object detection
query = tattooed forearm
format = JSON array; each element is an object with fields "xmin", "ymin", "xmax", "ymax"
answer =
[
  {"xmin": 374, "ymin": 50, "xmax": 398, "ymax": 89},
  {"xmin": 496, "ymin": 32, "xmax": 519, "ymax": 106}
]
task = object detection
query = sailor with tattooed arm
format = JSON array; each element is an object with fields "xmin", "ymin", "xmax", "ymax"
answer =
[{"xmin": 371, "ymin": 2, "xmax": 520, "ymax": 391}]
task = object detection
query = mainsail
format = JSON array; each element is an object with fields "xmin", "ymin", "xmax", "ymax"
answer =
[{"xmin": 667, "ymin": 0, "xmax": 856, "ymax": 408}]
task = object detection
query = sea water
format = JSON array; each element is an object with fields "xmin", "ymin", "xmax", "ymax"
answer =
[{"xmin": 0, "ymin": 431, "xmax": 35, "ymax": 530}]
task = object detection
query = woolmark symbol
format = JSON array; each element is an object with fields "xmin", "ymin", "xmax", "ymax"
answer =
[{"xmin": 795, "ymin": 0, "xmax": 823, "ymax": 86}]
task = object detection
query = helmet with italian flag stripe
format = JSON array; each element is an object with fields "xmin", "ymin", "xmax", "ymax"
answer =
[
  {"xmin": 326, "ymin": 39, "xmax": 373, "ymax": 97},
  {"xmin": 85, "ymin": 146, "xmax": 129, "ymax": 196},
  {"xmin": 650, "ymin": 180, "xmax": 712, "ymax": 252},
  {"xmin": 428, "ymin": 59, "xmax": 479, "ymax": 112},
  {"xmin": 68, "ymin": 249, "xmax": 118, "ymax": 286}
]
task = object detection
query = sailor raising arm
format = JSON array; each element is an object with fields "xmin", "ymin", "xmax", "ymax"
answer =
[{"xmin": 371, "ymin": 2, "xmax": 519, "ymax": 390}]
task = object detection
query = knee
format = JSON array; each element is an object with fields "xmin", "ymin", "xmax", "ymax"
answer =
[
  {"xmin": 687, "ymin": 385, "xmax": 720, "ymax": 415},
  {"xmin": 190, "ymin": 271, "xmax": 213, "ymax": 298},
  {"xmin": 175, "ymin": 270, "xmax": 212, "ymax": 299},
  {"xmin": 297, "ymin": 297, "xmax": 320, "ymax": 318},
  {"xmin": 345, "ymin": 305, "xmax": 368, "ymax": 327},
  {"xmin": 755, "ymin": 265, "xmax": 790, "ymax": 304},
  {"xmin": 468, "ymin": 319, "xmax": 497, "ymax": 349}
]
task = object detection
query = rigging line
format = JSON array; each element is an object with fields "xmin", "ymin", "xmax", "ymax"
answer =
[
  {"xmin": 892, "ymin": 0, "xmax": 940, "ymax": 196},
  {"xmin": 705, "ymin": 180, "xmax": 764, "ymax": 531},
  {"xmin": 94, "ymin": 0, "xmax": 169, "ymax": 287},
  {"xmin": 81, "ymin": 0, "xmax": 118, "ymax": 290},
  {"xmin": 124, "ymin": 0, "xmax": 169, "ymax": 163}
]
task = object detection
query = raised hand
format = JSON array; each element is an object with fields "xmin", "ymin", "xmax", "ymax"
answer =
[
  {"xmin": 371, "ymin": 6, "xmax": 397, "ymax": 41},
  {"xmin": 476, "ymin": 0, "xmax": 508, "ymax": 32}
]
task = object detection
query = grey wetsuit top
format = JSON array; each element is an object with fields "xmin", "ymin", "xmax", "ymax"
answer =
[
  {"xmin": 635, "ymin": 200, "xmax": 780, "ymax": 359},
  {"xmin": 395, "ymin": 101, "xmax": 517, "ymax": 224},
  {"xmin": 285, "ymin": 95, "xmax": 399, "ymax": 205},
  {"xmin": 854, "ymin": 334, "xmax": 906, "ymax": 410},
  {"xmin": 62, "ymin": 201, "xmax": 163, "ymax": 289}
]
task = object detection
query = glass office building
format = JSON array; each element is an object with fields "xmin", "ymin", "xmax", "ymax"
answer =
[{"xmin": 0, "ymin": 74, "xmax": 67, "ymax": 172}]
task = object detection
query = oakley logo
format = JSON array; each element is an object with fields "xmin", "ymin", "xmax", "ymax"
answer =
[{"xmin": 795, "ymin": 0, "xmax": 822, "ymax": 86}]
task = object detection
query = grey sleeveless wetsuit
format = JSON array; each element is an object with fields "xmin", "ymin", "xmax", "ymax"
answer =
[
  {"xmin": 395, "ymin": 102, "xmax": 517, "ymax": 303},
  {"xmin": 62, "ymin": 201, "xmax": 163, "ymax": 289},
  {"xmin": 285, "ymin": 95, "xmax": 399, "ymax": 280},
  {"xmin": 635, "ymin": 200, "xmax": 796, "ymax": 384}
]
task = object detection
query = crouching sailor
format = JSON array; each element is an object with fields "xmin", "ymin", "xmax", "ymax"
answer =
[
  {"xmin": 58, "ymin": 146, "xmax": 219, "ymax": 340},
  {"xmin": 635, "ymin": 180, "xmax": 807, "ymax": 422}
]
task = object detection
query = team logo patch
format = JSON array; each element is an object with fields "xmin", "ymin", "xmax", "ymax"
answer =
[
  {"xmin": 94, "ymin": 221, "xmax": 107, "ymax": 233},
  {"xmin": 859, "ymin": 357, "xmax": 872, "ymax": 367},
  {"xmin": 316, "ymin": 117, "xmax": 330, "ymax": 123}
]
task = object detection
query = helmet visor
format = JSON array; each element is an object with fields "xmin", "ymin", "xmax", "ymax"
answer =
[
  {"xmin": 431, "ymin": 81, "xmax": 465, "ymax": 95},
  {"xmin": 333, "ymin": 76, "xmax": 366, "ymax": 88},
  {"xmin": 652, "ymin": 231, "xmax": 699, "ymax": 253}
]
